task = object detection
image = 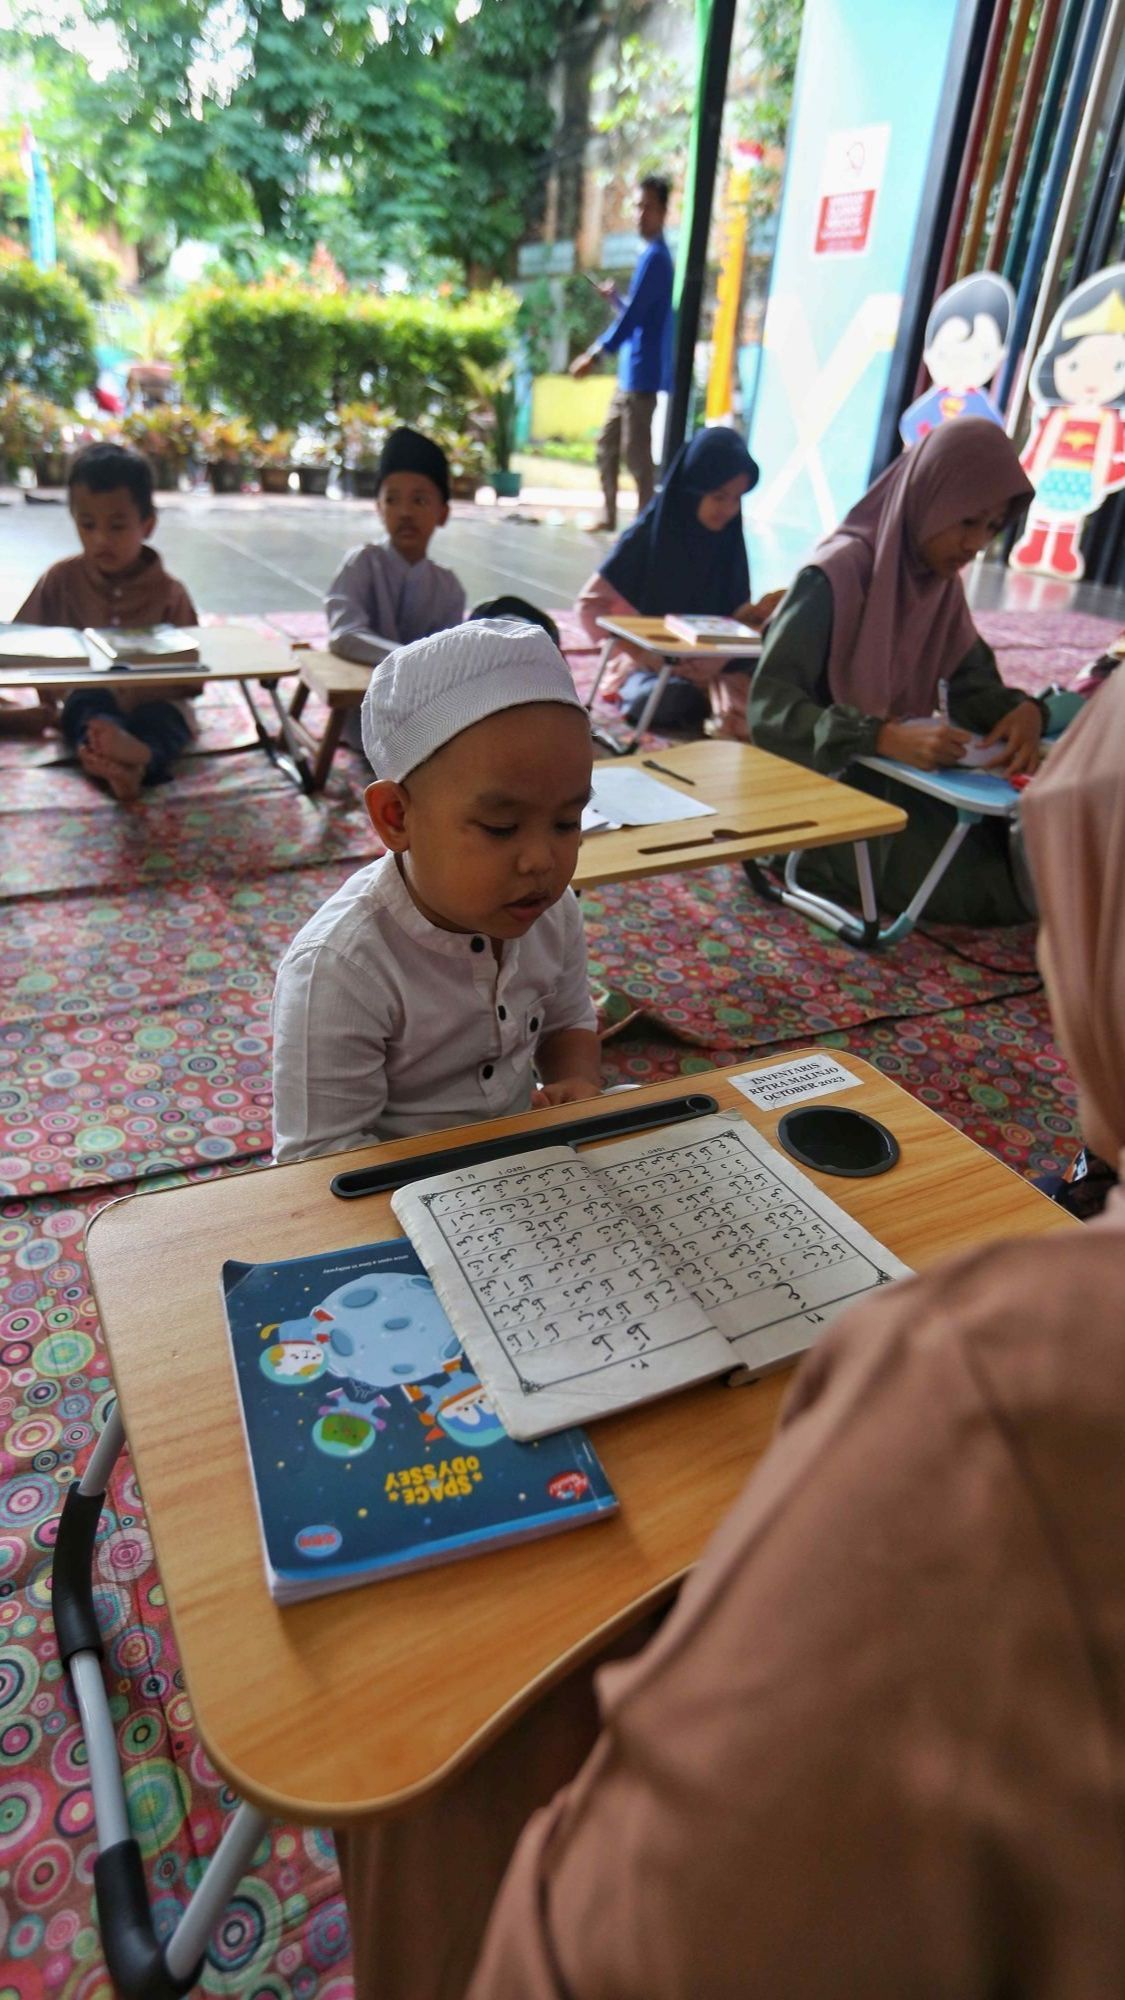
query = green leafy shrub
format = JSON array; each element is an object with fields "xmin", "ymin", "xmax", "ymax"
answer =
[
  {"xmin": 334, "ymin": 402, "xmax": 397, "ymax": 469},
  {"xmin": 121, "ymin": 405, "xmax": 202, "ymax": 468},
  {"xmin": 0, "ymin": 384, "xmax": 46, "ymax": 468},
  {"xmin": 462, "ymin": 357, "xmax": 516, "ymax": 471},
  {"xmin": 201, "ymin": 415, "xmax": 259, "ymax": 464},
  {"xmin": 178, "ymin": 282, "xmax": 517, "ymax": 432},
  {"xmin": 0, "ymin": 255, "xmax": 97, "ymax": 402},
  {"xmin": 179, "ymin": 284, "xmax": 336, "ymax": 431}
]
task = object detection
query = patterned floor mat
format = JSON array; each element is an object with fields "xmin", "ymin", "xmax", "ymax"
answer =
[
  {"xmin": 0, "ymin": 1179, "xmax": 350, "ymax": 1998},
  {"xmin": 0, "ymin": 868, "xmax": 357, "ymax": 1196},
  {"xmin": 0, "ymin": 599, "xmax": 1101, "ymax": 2000},
  {"xmin": 2, "ymin": 755, "xmax": 375, "ymax": 902},
  {"xmin": 581, "ymin": 864, "xmax": 1039, "ymax": 1053},
  {"xmin": 597, "ymin": 987, "xmax": 1079, "ymax": 1179}
]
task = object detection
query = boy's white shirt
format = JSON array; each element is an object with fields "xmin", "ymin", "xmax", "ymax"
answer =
[
  {"xmin": 325, "ymin": 539, "xmax": 467, "ymax": 667},
  {"xmin": 270, "ymin": 852, "xmax": 597, "ymax": 1163}
]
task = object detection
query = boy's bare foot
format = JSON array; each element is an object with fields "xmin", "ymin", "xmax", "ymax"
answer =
[
  {"xmin": 77, "ymin": 741, "xmax": 145, "ymax": 803},
  {"xmin": 85, "ymin": 716, "xmax": 152, "ymax": 770},
  {"xmin": 584, "ymin": 518, "xmax": 616, "ymax": 534}
]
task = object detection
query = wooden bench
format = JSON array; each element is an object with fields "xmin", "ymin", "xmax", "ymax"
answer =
[{"xmin": 283, "ymin": 649, "xmax": 370, "ymax": 789}]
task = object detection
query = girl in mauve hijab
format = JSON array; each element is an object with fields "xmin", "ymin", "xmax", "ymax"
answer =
[
  {"xmin": 468, "ymin": 674, "xmax": 1125, "ymax": 2000},
  {"xmin": 750, "ymin": 420, "xmax": 1046, "ymax": 924}
]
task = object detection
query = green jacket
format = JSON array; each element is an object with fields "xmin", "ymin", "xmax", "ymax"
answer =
[
  {"xmin": 746, "ymin": 567, "xmax": 1040, "ymax": 926},
  {"xmin": 749, "ymin": 566, "xmax": 1036, "ymax": 774}
]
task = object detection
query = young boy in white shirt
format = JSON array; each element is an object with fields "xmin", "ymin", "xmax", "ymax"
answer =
[{"xmin": 271, "ymin": 619, "xmax": 602, "ymax": 1163}]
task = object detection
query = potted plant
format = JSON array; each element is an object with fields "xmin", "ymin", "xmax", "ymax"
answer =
[
  {"xmin": 462, "ymin": 359, "xmax": 521, "ymax": 499},
  {"xmin": 335, "ymin": 403, "xmax": 392, "ymax": 499},
  {"xmin": 122, "ymin": 405, "xmax": 200, "ymax": 491},
  {"xmin": 292, "ymin": 430, "xmax": 336, "ymax": 496},
  {"xmin": 0, "ymin": 385, "xmax": 42, "ymax": 484},
  {"xmin": 202, "ymin": 416, "xmax": 255, "ymax": 495},
  {"xmin": 254, "ymin": 429, "xmax": 297, "ymax": 494},
  {"xmin": 433, "ymin": 421, "xmax": 488, "ymax": 501},
  {"xmin": 28, "ymin": 400, "xmax": 75, "ymax": 487}
]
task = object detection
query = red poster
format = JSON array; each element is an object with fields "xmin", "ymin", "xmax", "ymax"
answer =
[
  {"xmin": 812, "ymin": 126, "xmax": 889, "ymax": 258},
  {"xmin": 815, "ymin": 188, "xmax": 876, "ymax": 255}
]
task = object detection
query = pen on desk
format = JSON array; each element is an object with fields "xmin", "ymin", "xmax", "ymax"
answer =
[
  {"xmin": 936, "ymin": 677, "xmax": 950, "ymax": 721},
  {"xmin": 643, "ymin": 758, "xmax": 695, "ymax": 786}
]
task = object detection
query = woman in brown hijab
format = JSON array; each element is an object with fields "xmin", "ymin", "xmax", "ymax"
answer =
[
  {"xmin": 749, "ymin": 420, "xmax": 1046, "ymax": 923},
  {"xmin": 468, "ymin": 676, "xmax": 1125, "ymax": 2000}
]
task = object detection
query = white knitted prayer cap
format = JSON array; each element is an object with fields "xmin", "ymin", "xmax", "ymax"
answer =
[{"xmin": 361, "ymin": 618, "xmax": 586, "ymax": 780}]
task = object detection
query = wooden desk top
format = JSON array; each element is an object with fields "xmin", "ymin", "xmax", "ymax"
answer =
[
  {"xmin": 0, "ymin": 624, "xmax": 296, "ymax": 691},
  {"xmin": 85, "ymin": 1055, "xmax": 1072, "ymax": 1824},
  {"xmin": 573, "ymin": 740, "xmax": 907, "ymax": 888},
  {"xmin": 598, "ymin": 614, "xmax": 763, "ymax": 660}
]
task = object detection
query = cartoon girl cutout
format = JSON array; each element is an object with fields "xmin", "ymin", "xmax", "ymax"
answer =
[{"xmin": 1011, "ymin": 265, "xmax": 1125, "ymax": 580}]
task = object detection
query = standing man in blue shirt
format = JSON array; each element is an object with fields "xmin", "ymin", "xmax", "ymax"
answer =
[{"xmin": 570, "ymin": 174, "xmax": 674, "ymax": 533}]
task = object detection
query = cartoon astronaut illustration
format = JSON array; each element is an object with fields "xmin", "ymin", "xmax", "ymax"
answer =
[
  {"xmin": 1010, "ymin": 265, "xmax": 1125, "ymax": 579},
  {"xmin": 900, "ymin": 272, "xmax": 1015, "ymax": 447},
  {"xmin": 260, "ymin": 1270, "xmax": 505, "ymax": 1456}
]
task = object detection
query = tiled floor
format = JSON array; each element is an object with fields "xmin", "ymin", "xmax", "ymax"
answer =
[{"xmin": 5, "ymin": 486, "xmax": 1124, "ymax": 632}]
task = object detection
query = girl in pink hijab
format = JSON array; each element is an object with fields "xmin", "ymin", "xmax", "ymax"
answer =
[
  {"xmin": 469, "ymin": 675, "xmax": 1125, "ymax": 2000},
  {"xmin": 749, "ymin": 420, "xmax": 1045, "ymax": 923}
]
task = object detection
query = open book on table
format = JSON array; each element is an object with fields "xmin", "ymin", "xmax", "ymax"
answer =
[
  {"xmin": 392, "ymin": 1115, "xmax": 911, "ymax": 1441},
  {"xmin": 83, "ymin": 625, "xmax": 200, "ymax": 666},
  {"xmin": 0, "ymin": 625, "xmax": 91, "ymax": 667}
]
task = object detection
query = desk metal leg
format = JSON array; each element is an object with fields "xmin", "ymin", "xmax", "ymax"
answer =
[
  {"xmin": 875, "ymin": 812, "xmax": 977, "ymax": 946},
  {"xmin": 745, "ymin": 814, "xmax": 981, "ymax": 948},
  {"xmin": 587, "ymin": 643, "xmax": 673, "ymax": 757},
  {"xmin": 53, "ymin": 1406, "xmax": 270, "ymax": 1999},
  {"xmin": 584, "ymin": 638, "xmax": 614, "ymax": 713},
  {"xmin": 239, "ymin": 680, "xmax": 314, "ymax": 794},
  {"xmin": 615, "ymin": 660, "xmax": 672, "ymax": 755}
]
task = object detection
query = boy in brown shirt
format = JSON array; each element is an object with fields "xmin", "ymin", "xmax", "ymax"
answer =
[{"xmin": 16, "ymin": 442, "xmax": 198, "ymax": 802}]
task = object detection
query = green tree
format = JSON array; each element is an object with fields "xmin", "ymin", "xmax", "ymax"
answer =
[
  {"xmin": 733, "ymin": 0, "xmax": 804, "ymax": 228},
  {"xmin": 591, "ymin": 0, "xmax": 805, "ymax": 233},
  {"xmin": 1, "ymin": 0, "xmax": 582, "ymax": 282},
  {"xmin": 0, "ymin": 254, "xmax": 97, "ymax": 397}
]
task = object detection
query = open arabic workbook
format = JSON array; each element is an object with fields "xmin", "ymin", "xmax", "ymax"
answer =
[{"xmin": 393, "ymin": 1114, "xmax": 911, "ymax": 1442}]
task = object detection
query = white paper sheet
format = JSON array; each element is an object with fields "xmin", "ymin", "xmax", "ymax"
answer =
[{"xmin": 588, "ymin": 766, "xmax": 716, "ymax": 826}]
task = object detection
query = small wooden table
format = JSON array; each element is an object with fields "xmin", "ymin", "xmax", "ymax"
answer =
[
  {"xmin": 573, "ymin": 739, "xmax": 907, "ymax": 896},
  {"xmin": 282, "ymin": 649, "xmax": 370, "ymax": 790},
  {"xmin": 0, "ymin": 625, "xmax": 316, "ymax": 792},
  {"xmin": 591, "ymin": 614, "xmax": 763, "ymax": 751},
  {"xmin": 68, "ymin": 1055, "xmax": 1073, "ymax": 1987},
  {"xmin": 85, "ymin": 1054, "xmax": 1069, "ymax": 1821}
]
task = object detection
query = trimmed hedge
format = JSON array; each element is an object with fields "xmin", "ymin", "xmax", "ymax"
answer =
[
  {"xmin": 178, "ymin": 283, "xmax": 517, "ymax": 431},
  {"xmin": 0, "ymin": 256, "xmax": 98, "ymax": 403}
]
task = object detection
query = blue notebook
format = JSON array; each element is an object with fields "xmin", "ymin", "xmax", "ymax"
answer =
[{"xmin": 222, "ymin": 1238, "xmax": 618, "ymax": 1603}]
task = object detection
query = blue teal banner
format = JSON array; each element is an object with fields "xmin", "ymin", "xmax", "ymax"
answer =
[
  {"xmin": 21, "ymin": 125, "xmax": 56, "ymax": 270},
  {"xmin": 745, "ymin": 0, "xmax": 965, "ymax": 583}
]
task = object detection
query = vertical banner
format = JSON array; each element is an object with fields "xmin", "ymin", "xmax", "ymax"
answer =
[
  {"xmin": 20, "ymin": 125, "xmax": 56, "ymax": 270},
  {"xmin": 745, "ymin": 0, "xmax": 966, "ymax": 578},
  {"xmin": 705, "ymin": 140, "xmax": 762, "ymax": 421}
]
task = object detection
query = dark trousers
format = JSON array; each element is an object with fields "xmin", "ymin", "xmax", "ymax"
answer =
[
  {"xmin": 596, "ymin": 386, "xmax": 657, "ymax": 526},
  {"xmin": 61, "ymin": 689, "xmax": 191, "ymax": 785}
]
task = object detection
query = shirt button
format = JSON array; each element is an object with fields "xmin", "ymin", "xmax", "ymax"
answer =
[
  {"xmin": 471, "ymin": 936, "xmax": 486, "ymax": 954},
  {"xmin": 497, "ymin": 1005, "xmax": 507, "ymax": 1021},
  {"xmin": 482, "ymin": 1063, "xmax": 494, "ymax": 1080}
]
